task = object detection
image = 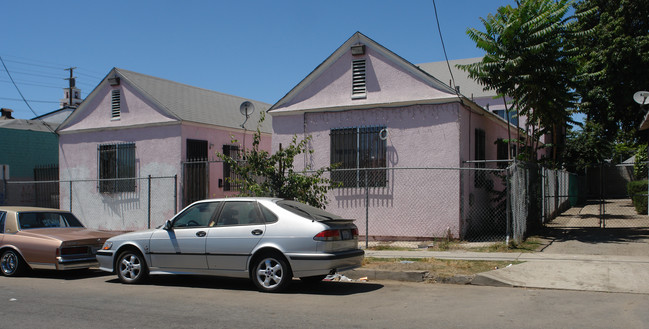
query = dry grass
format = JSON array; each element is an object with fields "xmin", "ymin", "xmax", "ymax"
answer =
[{"xmin": 362, "ymin": 257, "xmax": 520, "ymax": 278}]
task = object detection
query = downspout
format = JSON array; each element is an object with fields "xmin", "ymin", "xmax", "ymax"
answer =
[{"xmin": 303, "ymin": 112, "xmax": 308, "ymax": 169}]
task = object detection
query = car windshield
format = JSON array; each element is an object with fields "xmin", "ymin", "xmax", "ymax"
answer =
[
  {"xmin": 17, "ymin": 212, "xmax": 85, "ymax": 230},
  {"xmin": 276, "ymin": 200, "xmax": 343, "ymax": 221}
]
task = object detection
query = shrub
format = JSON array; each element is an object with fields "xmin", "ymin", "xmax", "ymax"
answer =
[{"xmin": 627, "ymin": 180, "xmax": 648, "ymax": 215}]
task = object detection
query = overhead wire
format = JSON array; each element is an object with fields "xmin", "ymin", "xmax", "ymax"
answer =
[
  {"xmin": 0, "ymin": 55, "xmax": 58, "ymax": 134},
  {"xmin": 432, "ymin": 0, "xmax": 463, "ymax": 103}
]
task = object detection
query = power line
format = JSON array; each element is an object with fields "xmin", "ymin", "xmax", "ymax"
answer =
[
  {"xmin": 0, "ymin": 55, "xmax": 57, "ymax": 134},
  {"xmin": 0, "ymin": 96, "xmax": 59, "ymax": 104},
  {"xmin": 1, "ymin": 58, "xmax": 66, "ymax": 70},
  {"xmin": 0, "ymin": 79, "xmax": 62, "ymax": 89},
  {"xmin": 432, "ymin": 0, "xmax": 459, "ymax": 94}
]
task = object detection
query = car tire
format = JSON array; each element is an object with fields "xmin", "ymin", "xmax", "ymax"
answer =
[
  {"xmin": 250, "ymin": 253, "xmax": 292, "ymax": 293},
  {"xmin": 116, "ymin": 250, "xmax": 149, "ymax": 284},
  {"xmin": 0, "ymin": 249, "xmax": 27, "ymax": 277},
  {"xmin": 300, "ymin": 275, "xmax": 327, "ymax": 285}
]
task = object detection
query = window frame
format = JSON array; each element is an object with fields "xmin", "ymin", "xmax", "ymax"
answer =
[
  {"xmin": 222, "ymin": 144, "xmax": 241, "ymax": 192},
  {"xmin": 98, "ymin": 142, "xmax": 136, "ymax": 193},
  {"xmin": 330, "ymin": 126, "xmax": 387, "ymax": 188}
]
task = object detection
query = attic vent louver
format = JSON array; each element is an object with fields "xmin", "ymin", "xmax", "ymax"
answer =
[
  {"xmin": 352, "ymin": 59, "xmax": 366, "ymax": 99},
  {"xmin": 111, "ymin": 89, "xmax": 121, "ymax": 119}
]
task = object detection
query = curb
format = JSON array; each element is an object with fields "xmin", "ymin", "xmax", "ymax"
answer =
[{"xmin": 342, "ymin": 268, "xmax": 476, "ymax": 284}]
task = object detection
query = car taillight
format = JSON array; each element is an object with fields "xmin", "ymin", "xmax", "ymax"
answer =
[
  {"xmin": 59, "ymin": 246, "xmax": 89, "ymax": 256},
  {"xmin": 314, "ymin": 229, "xmax": 341, "ymax": 241},
  {"xmin": 351, "ymin": 228, "xmax": 359, "ymax": 238}
]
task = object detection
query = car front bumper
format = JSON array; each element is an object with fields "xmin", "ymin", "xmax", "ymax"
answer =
[{"xmin": 96, "ymin": 250, "xmax": 115, "ymax": 273}]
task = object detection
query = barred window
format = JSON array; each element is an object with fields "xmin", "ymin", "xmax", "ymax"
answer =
[
  {"xmin": 330, "ymin": 126, "xmax": 387, "ymax": 188},
  {"xmin": 98, "ymin": 143, "xmax": 136, "ymax": 193},
  {"xmin": 222, "ymin": 145, "xmax": 241, "ymax": 191}
]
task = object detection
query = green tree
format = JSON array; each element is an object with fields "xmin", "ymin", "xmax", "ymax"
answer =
[
  {"xmin": 459, "ymin": 0, "xmax": 581, "ymax": 165},
  {"xmin": 562, "ymin": 121, "xmax": 612, "ymax": 173},
  {"xmin": 571, "ymin": 0, "xmax": 649, "ymax": 142},
  {"xmin": 217, "ymin": 113, "xmax": 337, "ymax": 209}
]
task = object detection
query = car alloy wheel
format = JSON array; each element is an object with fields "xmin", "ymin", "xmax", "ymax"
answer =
[
  {"xmin": 251, "ymin": 254, "xmax": 291, "ymax": 293},
  {"xmin": 117, "ymin": 251, "xmax": 148, "ymax": 284},
  {"xmin": 0, "ymin": 250, "xmax": 23, "ymax": 276}
]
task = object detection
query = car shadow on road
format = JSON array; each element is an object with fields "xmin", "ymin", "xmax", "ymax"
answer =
[
  {"xmin": 22, "ymin": 268, "xmax": 113, "ymax": 281},
  {"xmin": 103, "ymin": 274, "xmax": 383, "ymax": 295}
]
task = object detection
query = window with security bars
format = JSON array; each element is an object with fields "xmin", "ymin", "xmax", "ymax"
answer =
[
  {"xmin": 330, "ymin": 126, "xmax": 387, "ymax": 188},
  {"xmin": 111, "ymin": 89, "xmax": 121, "ymax": 119},
  {"xmin": 222, "ymin": 144, "xmax": 242, "ymax": 191},
  {"xmin": 98, "ymin": 143, "xmax": 136, "ymax": 193},
  {"xmin": 352, "ymin": 59, "xmax": 366, "ymax": 99}
]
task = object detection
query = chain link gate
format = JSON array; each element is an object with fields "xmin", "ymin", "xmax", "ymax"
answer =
[{"xmin": 542, "ymin": 163, "xmax": 649, "ymax": 231}]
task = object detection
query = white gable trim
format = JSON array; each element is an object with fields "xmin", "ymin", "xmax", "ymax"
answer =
[{"xmin": 269, "ymin": 32, "xmax": 459, "ymax": 113}]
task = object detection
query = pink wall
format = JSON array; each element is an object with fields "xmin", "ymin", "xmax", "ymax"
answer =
[{"xmin": 272, "ymin": 104, "xmax": 463, "ymax": 238}]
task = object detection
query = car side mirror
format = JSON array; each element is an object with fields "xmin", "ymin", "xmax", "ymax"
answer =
[{"xmin": 164, "ymin": 219, "xmax": 173, "ymax": 230}]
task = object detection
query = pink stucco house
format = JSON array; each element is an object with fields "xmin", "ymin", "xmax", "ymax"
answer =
[
  {"xmin": 57, "ymin": 68, "xmax": 271, "ymax": 230},
  {"xmin": 268, "ymin": 32, "xmax": 523, "ymax": 240}
]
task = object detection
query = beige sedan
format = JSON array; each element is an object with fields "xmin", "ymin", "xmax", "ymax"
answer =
[{"xmin": 0, "ymin": 206, "xmax": 118, "ymax": 276}]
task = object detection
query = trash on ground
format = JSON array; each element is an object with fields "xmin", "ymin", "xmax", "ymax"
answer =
[{"xmin": 324, "ymin": 273, "xmax": 358, "ymax": 282}]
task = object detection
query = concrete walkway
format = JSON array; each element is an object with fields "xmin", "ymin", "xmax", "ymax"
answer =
[
  {"xmin": 352, "ymin": 201, "xmax": 649, "ymax": 295},
  {"xmin": 359, "ymin": 250, "xmax": 649, "ymax": 294}
]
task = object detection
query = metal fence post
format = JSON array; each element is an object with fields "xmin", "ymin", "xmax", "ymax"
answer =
[
  {"xmin": 147, "ymin": 175, "xmax": 152, "ymax": 229},
  {"xmin": 506, "ymin": 165, "xmax": 511, "ymax": 246},
  {"xmin": 365, "ymin": 169, "xmax": 369, "ymax": 249},
  {"xmin": 69, "ymin": 180, "xmax": 73, "ymax": 212},
  {"xmin": 174, "ymin": 174, "xmax": 178, "ymax": 214}
]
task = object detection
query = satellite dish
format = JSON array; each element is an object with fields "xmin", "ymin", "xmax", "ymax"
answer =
[
  {"xmin": 634, "ymin": 91, "xmax": 649, "ymax": 105},
  {"xmin": 240, "ymin": 101, "xmax": 255, "ymax": 116},
  {"xmin": 239, "ymin": 101, "xmax": 255, "ymax": 128}
]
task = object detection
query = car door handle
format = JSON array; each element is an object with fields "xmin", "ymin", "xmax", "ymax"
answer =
[
  {"xmin": 251, "ymin": 229, "xmax": 263, "ymax": 236},
  {"xmin": 196, "ymin": 231, "xmax": 206, "ymax": 237}
]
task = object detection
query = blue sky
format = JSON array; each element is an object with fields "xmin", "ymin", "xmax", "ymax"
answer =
[{"xmin": 2, "ymin": 0, "xmax": 516, "ymax": 120}]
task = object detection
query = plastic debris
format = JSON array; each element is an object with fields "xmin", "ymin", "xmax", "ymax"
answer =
[
  {"xmin": 323, "ymin": 273, "xmax": 354, "ymax": 282},
  {"xmin": 400, "ymin": 260, "xmax": 414, "ymax": 264}
]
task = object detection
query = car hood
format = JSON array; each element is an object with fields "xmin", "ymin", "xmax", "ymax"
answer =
[
  {"xmin": 108, "ymin": 228, "xmax": 157, "ymax": 241},
  {"xmin": 18, "ymin": 228, "xmax": 119, "ymax": 243}
]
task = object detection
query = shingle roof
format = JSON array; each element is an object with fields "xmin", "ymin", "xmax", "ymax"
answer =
[
  {"xmin": 417, "ymin": 57, "xmax": 496, "ymax": 99},
  {"xmin": 115, "ymin": 68, "xmax": 272, "ymax": 133},
  {"xmin": 0, "ymin": 119, "xmax": 57, "ymax": 133}
]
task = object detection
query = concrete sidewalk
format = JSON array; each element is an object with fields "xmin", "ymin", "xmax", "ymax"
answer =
[{"xmin": 353, "ymin": 250, "xmax": 649, "ymax": 294}]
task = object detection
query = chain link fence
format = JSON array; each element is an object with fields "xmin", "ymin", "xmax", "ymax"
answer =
[
  {"xmin": 4, "ymin": 176, "xmax": 177, "ymax": 231},
  {"xmin": 6, "ymin": 162, "xmax": 642, "ymax": 246}
]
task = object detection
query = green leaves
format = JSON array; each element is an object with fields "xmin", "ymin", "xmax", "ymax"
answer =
[
  {"xmin": 217, "ymin": 112, "xmax": 337, "ymax": 209},
  {"xmin": 459, "ymin": 0, "xmax": 580, "ymax": 165}
]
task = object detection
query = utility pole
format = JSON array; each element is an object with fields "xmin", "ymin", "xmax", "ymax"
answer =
[{"xmin": 64, "ymin": 67, "xmax": 76, "ymax": 108}]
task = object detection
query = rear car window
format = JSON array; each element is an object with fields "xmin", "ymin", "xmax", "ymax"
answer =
[
  {"xmin": 276, "ymin": 200, "xmax": 342, "ymax": 221},
  {"xmin": 17, "ymin": 212, "xmax": 84, "ymax": 229}
]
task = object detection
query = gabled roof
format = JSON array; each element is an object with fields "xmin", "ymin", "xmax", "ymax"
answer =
[
  {"xmin": 268, "ymin": 31, "xmax": 462, "ymax": 114},
  {"xmin": 60, "ymin": 68, "xmax": 271, "ymax": 133}
]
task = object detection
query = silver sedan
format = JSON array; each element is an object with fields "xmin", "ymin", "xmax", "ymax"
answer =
[{"xmin": 97, "ymin": 197, "xmax": 364, "ymax": 292}]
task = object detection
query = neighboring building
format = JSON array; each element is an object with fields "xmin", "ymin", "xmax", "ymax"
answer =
[
  {"xmin": 57, "ymin": 68, "xmax": 272, "ymax": 230},
  {"xmin": 268, "ymin": 32, "xmax": 523, "ymax": 240},
  {"xmin": 0, "ymin": 116, "xmax": 59, "ymax": 206}
]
